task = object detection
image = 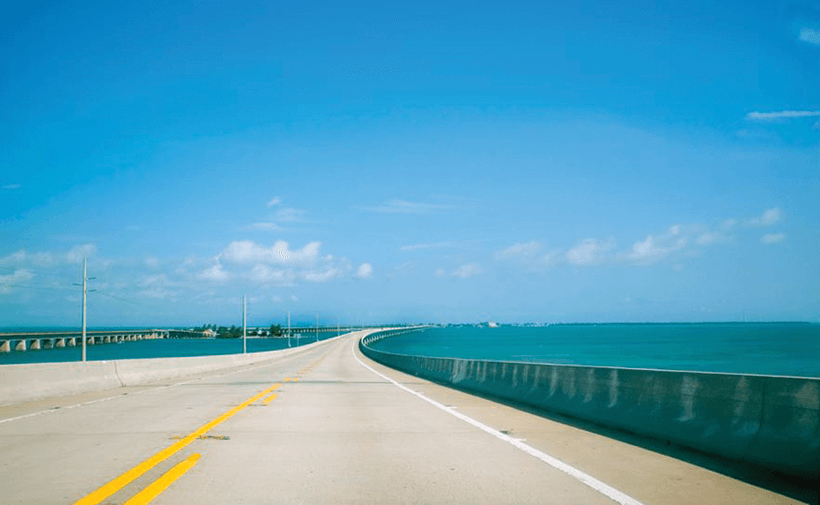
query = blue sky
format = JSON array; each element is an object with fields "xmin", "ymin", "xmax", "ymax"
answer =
[{"xmin": 1, "ymin": 0, "xmax": 819, "ymax": 327}]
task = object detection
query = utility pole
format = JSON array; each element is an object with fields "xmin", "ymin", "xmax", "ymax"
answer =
[
  {"xmin": 316, "ymin": 312, "xmax": 319, "ymax": 342},
  {"xmin": 242, "ymin": 295, "xmax": 247, "ymax": 354},
  {"xmin": 73, "ymin": 257, "xmax": 95, "ymax": 362},
  {"xmin": 287, "ymin": 311, "xmax": 291, "ymax": 348}
]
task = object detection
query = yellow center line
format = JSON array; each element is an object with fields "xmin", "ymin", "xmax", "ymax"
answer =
[
  {"xmin": 284, "ymin": 377, "xmax": 298, "ymax": 382},
  {"xmin": 123, "ymin": 453, "xmax": 201, "ymax": 505},
  {"xmin": 261, "ymin": 393, "xmax": 279, "ymax": 405},
  {"xmin": 74, "ymin": 383, "xmax": 281, "ymax": 505}
]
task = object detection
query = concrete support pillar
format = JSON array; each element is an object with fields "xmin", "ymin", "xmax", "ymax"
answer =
[
  {"xmin": 56, "ymin": 338, "xmax": 66, "ymax": 348},
  {"xmin": 67, "ymin": 338, "xmax": 76, "ymax": 347},
  {"xmin": 0, "ymin": 340, "xmax": 10, "ymax": 353},
  {"xmin": 137, "ymin": 335, "xmax": 143, "ymax": 341},
  {"xmin": 104, "ymin": 336, "xmax": 111, "ymax": 344},
  {"xmin": 30, "ymin": 339, "xmax": 41, "ymax": 350},
  {"xmin": 15, "ymin": 340, "xmax": 26, "ymax": 351},
  {"xmin": 87, "ymin": 337, "xmax": 94, "ymax": 346}
]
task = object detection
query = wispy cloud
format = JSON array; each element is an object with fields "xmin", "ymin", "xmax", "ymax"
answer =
[
  {"xmin": 626, "ymin": 226, "xmax": 688, "ymax": 265},
  {"xmin": 274, "ymin": 207, "xmax": 306, "ymax": 223},
  {"xmin": 197, "ymin": 263, "xmax": 230, "ymax": 283},
  {"xmin": 220, "ymin": 240, "xmax": 321, "ymax": 267},
  {"xmin": 0, "ymin": 269, "xmax": 34, "ymax": 294},
  {"xmin": 361, "ymin": 198, "xmax": 453, "ymax": 215},
  {"xmin": 799, "ymin": 27, "xmax": 820, "ymax": 45},
  {"xmin": 746, "ymin": 110, "xmax": 820, "ymax": 121},
  {"xmin": 266, "ymin": 196, "xmax": 282, "ymax": 207},
  {"xmin": 494, "ymin": 241, "xmax": 562, "ymax": 270},
  {"xmin": 241, "ymin": 222, "xmax": 281, "ymax": 231},
  {"xmin": 566, "ymin": 238, "xmax": 614, "ymax": 266},
  {"xmin": 452, "ymin": 262, "xmax": 482, "ymax": 278},
  {"xmin": 761, "ymin": 233, "xmax": 786, "ymax": 245},
  {"xmin": 746, "ymin": 207, "xmax": 784, "ymax": 227},
  {"xmin": 401, "ymin": 241, "xmax": 465, "ymax": 251},
  {"xmin": 2, "ymin": 184, "xmax": 21, "ymax": 190},
  {"xmin": 355, "ymin": 263, "xmax": 373, "ymax": 279},
  {"xmin": 494, "ymin": 241, "xmax": 542, "ymax": 260}
]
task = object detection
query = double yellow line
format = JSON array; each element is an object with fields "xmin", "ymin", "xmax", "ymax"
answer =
[{"xmin": 75, "ymin": 382, "xmax": 282, "ymax": 505}]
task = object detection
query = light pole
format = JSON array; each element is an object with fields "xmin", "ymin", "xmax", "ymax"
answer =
[
  {"xmin": 73, "ymin": 257, "xmax": 95, "ymax": 362},
  {"xmin": 242, "ymin": 295, "xmax": 247, "ymax": 354}
]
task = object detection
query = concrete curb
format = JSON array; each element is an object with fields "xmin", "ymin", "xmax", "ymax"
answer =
[
  {"xmin": 0, "ymin": 336, "xmax": 341, "ymax": 406},
  {"xmin": 360, "ymin": 330, "xmax": 820, "ymax": 481}
]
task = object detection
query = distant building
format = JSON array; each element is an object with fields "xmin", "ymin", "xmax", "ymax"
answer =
[{"xmin": 203, "ymin": 329, "xmax": 217, "ymax": 338}]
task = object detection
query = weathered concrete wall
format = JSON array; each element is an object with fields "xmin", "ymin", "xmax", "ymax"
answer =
[
  {"xmin": 0, "ymin": 336, "xmax": 344, "ymax": 406},
  {"xmin": 360, "ymin": 332, "xmax": 820, "ymax": 480}
]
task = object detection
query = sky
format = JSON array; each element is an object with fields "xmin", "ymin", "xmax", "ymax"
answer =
[{"xmin": 1, "ymin": 0, "xmax": 819, "ymax": 327}]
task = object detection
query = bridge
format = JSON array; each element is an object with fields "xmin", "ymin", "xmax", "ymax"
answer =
[
  {"xmin": 0, "ymin": 327, "xmax": 356, "ymax": 353},
  {"xmin": 0, "ymin": 330, "xmax": 814, "ymax": 504},
  {"xmin": 0, "ymin": 329, "xmax": 168, "ymax": 353}
]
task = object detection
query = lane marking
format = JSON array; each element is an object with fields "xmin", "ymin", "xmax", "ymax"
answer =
[
  {"xmin": 262, "ymin": 393, "xmax": 279, "ymax": 405},
  {"xmin": 352, "ymin": 343, "xmax": 645, "ymax": 505},
  {"xmin": 0, "ymin": 333, "xmax": 349, "ymax": 426},
  {"xmin": 123, "ymin": 453, "xmax": 201, "ymax": 505},
  {"xmin": 284, "ymin": 377, "xmax": 298, "ymax": 382},
  {"xmin": 74, "ymin": 383, "xmax": 281, "ymax": 505}
]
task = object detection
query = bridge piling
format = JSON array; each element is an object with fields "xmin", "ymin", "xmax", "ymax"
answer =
[{"xmin": 0, "ymin": 340, "xmax": 9, "ymax": 353}]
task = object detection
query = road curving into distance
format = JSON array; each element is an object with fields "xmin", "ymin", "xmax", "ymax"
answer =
[{"xmin": 0, "ymin": 330, "xmax": 812, "ymax": 504}]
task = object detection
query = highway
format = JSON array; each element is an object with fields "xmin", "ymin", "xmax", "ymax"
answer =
[{"xmin": 0, "ymin": 331, "xmax": 808, "ymax": 504}]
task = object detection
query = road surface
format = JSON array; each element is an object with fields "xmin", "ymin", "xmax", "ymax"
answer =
[{"xmin": 0, "ymin": 331, "xmax": 809, "ymax": 504}]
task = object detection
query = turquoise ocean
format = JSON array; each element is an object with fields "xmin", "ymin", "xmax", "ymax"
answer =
[
  {"xmin": 0, "ymin": 331, "xmax": 340, "ymax": 366},
  {"xmin": 370, "ymin": 323, "xmax": 820, "ymax": 378}
]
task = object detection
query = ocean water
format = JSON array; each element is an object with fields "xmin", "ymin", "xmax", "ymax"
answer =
[
  {"xmin": 0, "ymin": 333, "xmax": 339, "ymax": 365},
  {"xmin": 370, "ymin": 323, "xmax": 820, "ymax": 378}
]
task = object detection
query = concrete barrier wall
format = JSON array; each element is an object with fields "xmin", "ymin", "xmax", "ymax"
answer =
[
  {"xmin": 360, "ymin": 331, "xmax": 820, "ymax": 480},
  {"xmin": 0, "ymin": 336, "xmax": 342, "ymax": 407}
]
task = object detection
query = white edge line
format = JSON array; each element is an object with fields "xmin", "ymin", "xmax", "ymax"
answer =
[{"xmin": 352, "ymin": 340, "xmax": 645, "ymax": 505}]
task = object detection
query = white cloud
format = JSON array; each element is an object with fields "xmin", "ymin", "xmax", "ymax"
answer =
[
  {"xmin": 198, "ymin": 263, "xmax": 230, "ymax": 282},
  {"xmin": 220, "ymin": 240, "xmax": 321, "ymax": 267},
  {"xmin": 626, "ymin": 226, "xmax": 688, "ymax": 265},
  {"xmin": 746, "ymin": 110, "xmax": 820, "ymax": 120},
  {"xmin": 65, "ymin": 244, "xmax": 98, "ymax": 264},
  {"xmin": 401, "ymin": 241, "xmax": 460, "ymax": 251},
  {"xmin": 799, "ymin": 27, "xmax": 820, "ymax": 45},
  {"xmin": 248, "ymin": 265, "xmax": 296, "ymax": 286},
  {"xmin": 746, "ymin": 207, "xmax": 784, "ymax": 227},
  {"xmin": 266, "ymin": 197, "xmax": 282, "ymax": 207},
  {"xmin": 761, "ymin": 233, "xmax": 786, "ymax": 244},
  {"xmin": 274, "ymin": 207, "xmax": 306, "ymax": 223},
  {"xmin": 566, "ymin": 238, "xmax": 613, "ymax": 266},
  {"xmin": 361, "ymin": 199, "xmax": 452, "ymax": 214},
  {"xmin": 0, "ymin": 250, "xmax": 26, "ymax": 265},
  {"xmin": 2, "ymin": 184, "xmax": 21, "ymax": 190},
  {"xmin": 144, "ymin": 257, "xmax": 160, "ymax": 268},
  {"xmin": 452, "ymin": 262, "xmax": 482, "ymax": 278},
  {"xmin": 241, "ymin": 222, "xmax": 280, "ymax": 231},
  {"xmin": 695, "ymin": 232, "xmax": 728, "ymax": 246},
  {"xmin": 355, "ymin": 263, "xmax": 373, "ymax": 279},
  {"xmin": 495, "ymin": 241, "xmax": 542, "ymax": 260},
  {"xmin": 0, "ymin": 269, "xmax": 34, "ymax": 293},
  {"xmin": 304, "ymin": 268, "xmax": 342, "ymax": 283}
]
